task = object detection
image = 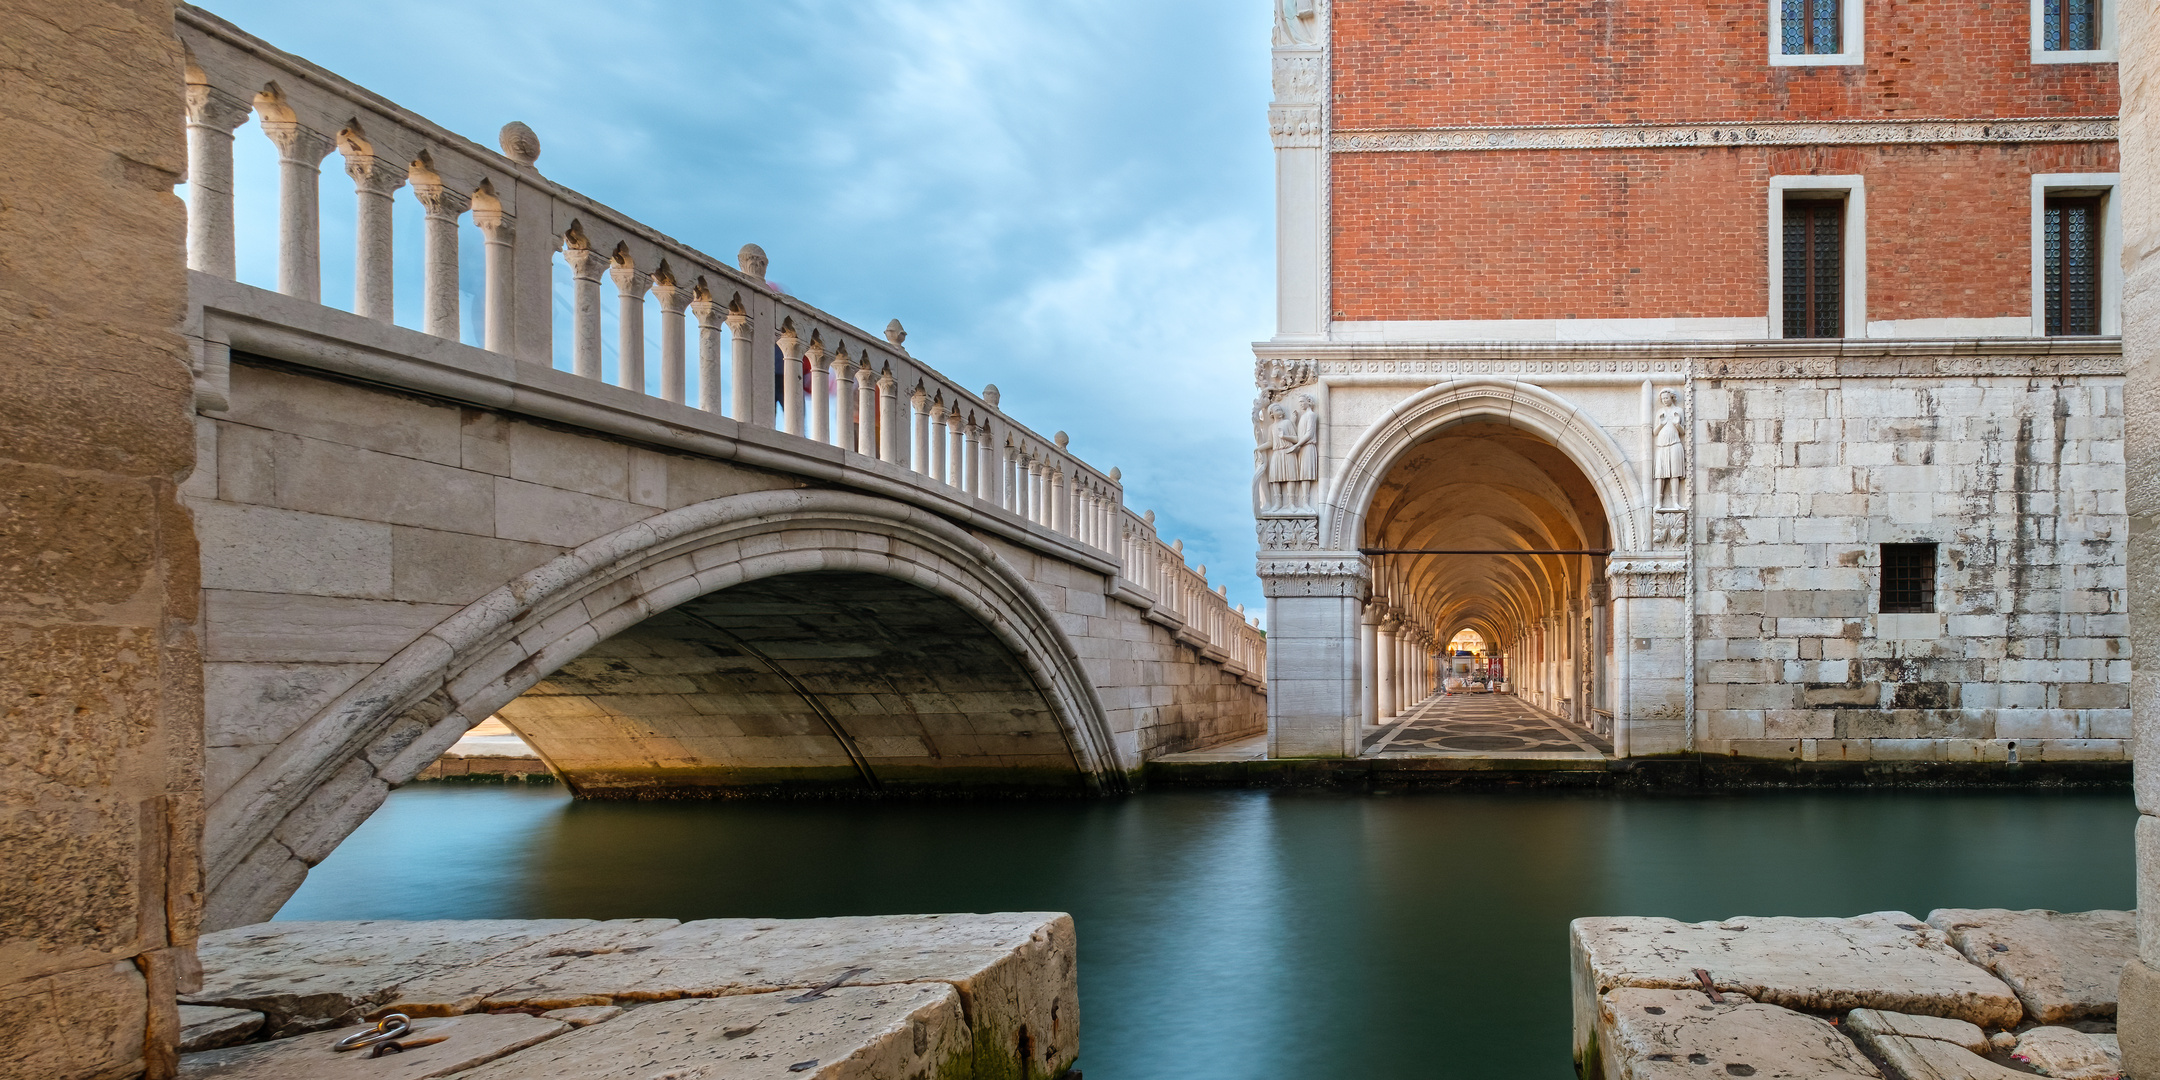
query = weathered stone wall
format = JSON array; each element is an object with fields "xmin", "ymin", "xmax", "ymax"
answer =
[
  {"xmin": 191, "ymin": 357, "xmax": 1262, "ymax": 924},
  {"xmin": 0, "ymin": 1, "xmax": 203, "ymax": 1077},
  {"xmin": 2114, "ymin": 0, "xmax": 2160, "ymax": 1073},
  {"xmin": 1695, "ymin": 365, "xmax": 2130, "ymax": 762}
]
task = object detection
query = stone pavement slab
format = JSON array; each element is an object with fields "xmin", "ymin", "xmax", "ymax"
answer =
[
  {"xmin": 1927, "ymin": 908, "xmax": 2135, "ymax": 1023},
  {"xmin": 185, "ymin": 919, "xmax": 593, "ymax": 1036},
  {"xmin": 178, "ymin": 1004, "xmax": 264, "ymax": 1052},
  {"xmin": 457, "ymin": 984, "xmax": 970, "ymax": 1080},
  {"xmin": 1858, "ymin": 1035, "xmax": 2033, "ymax": 1080},
  {"xmin": 178, "ymin": 1012, "xmax": 568, "ymax": 1079},
  {"xmin": 1843, "ymin": 1009, "xmax": 1990, "ymax": 1054},
  {"xmin": 1595, "ymin": 987, "xmax": 1881, "ymax": 1080},
  {"xmin": 1572, "ymin": 911, "xmax": 2024, "ymax": 1066},
  {"xmin": 2008, "ymin": 1026, "xmax": 2123, "ymax": 1080}
]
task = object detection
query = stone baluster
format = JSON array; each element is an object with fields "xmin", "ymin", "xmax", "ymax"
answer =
[
  {"xmin": 910, "ymin": 387, "xmax": 932, "ymax": 474},
  {"xmin": 945, "ymin": 409, "xmax": 965, "ymax": 488},
  {"xmin": 727, "ymin": 306, "xmax": 756, "ymax": 423},
  {"xmin": 778, "ymin": 321, "xmax": 806, "ymax": 436},
  {"xmin": 808, "ymin": 334, "xmax": 832, "ymax": 444},
  {"xmin": 184, "ymin": 71, "xmax": 251, "ymax": 277},
  {"xmin": 689, "ymin": 285, "xmax": 725, "ymax": 413},
  {"xmin": 962, "ymin": 418, "xmax": 980, "ymax": 497},
  {"xmin": 857, "ymin": 359, "xmax": 879, "ymax": 456},
  {"xmin": 562, "ymin": 232, "xmax": 609, "ymax": 380},
  {"xmin": 652, "ymin": 269, "xmax": 689, "ymax": 404},
  {"xmin": 1002, "ymin": 441, "xmax": 1020, "ymax": 513},
  {"xmin": 878, "ymin": 367, "xmax": 904, "ymax": 464},
  {"xmin": 470, "ymin": 184, "xmax": 515, "ymax": 353},
  {"xmin": 610, "ymin": 252, "xmax": 651, "ymax": 392},
  {"xmin": 928, "ymin": 397, "xmax": 949, "ymax": 482},
  {"xmin": 255, "ymin": 91, "xmax": 335, "ymax": 302},
  {"xmin": 1026, "ymin": 456, "xmax": 1046, "ymax": 524},
  {"xmin": 408, "ymin": 160, "xmax": 470, "ymax": 340},
  {"xmin": 978, "ymin": 424, "xmax": 997, "ymax": 502},
  {"xmin": 339, "ymin": 133, "xmax": 404, "ymax": 320}
]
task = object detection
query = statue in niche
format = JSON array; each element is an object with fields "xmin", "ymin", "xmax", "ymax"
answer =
[
  {"xmin": 1265, "ymin": 394, "xmax": 1319, "ymax": 511},
  {"xmin": 1292, "ymin": 393, "xmax": 1319, "ymax": 505},
  {"xmin": 1653, "ymin": 388, "xmax": 1686, "ymax": 511}
]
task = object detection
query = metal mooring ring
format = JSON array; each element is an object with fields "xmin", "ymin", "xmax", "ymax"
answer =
[{"xmin": 332, "ymin": 1013, "xmax": 412, "ymax": 1051}]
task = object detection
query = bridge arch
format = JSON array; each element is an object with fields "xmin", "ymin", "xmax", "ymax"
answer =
[{"xmin": 205, "ymin": 488, "xmax": 1124, "ymax": 928}]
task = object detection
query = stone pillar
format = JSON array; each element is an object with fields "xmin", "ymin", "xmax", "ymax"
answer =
[
  {"xmin": 653, "ymin": 272, "xmax": 690, "ymax": 405},
  {"xmin": 5, "ymin": 3, "xmax": 205, "ymax": 1073},
  {"xmin": 1269, "ymin": 1, "xmax": 1325, "ymax": 337},
  {"xmin": 928, "ymin": 398, "xmax": 949, "ymax": 479},
  {"xmin": 472, "ymin": 201, "xmax": 515, "ymax": 354},
  {"xmin": 857, "ymin": 362, "xmax": 880, "ymax": 455},
  {"xmin": 729, "ymin": 309, "xmax": 758, "ymax": 424},
  {"xmin": 878, "ymin": 369, "xmax": 904, "ymax": 463},
  {"xmin": 1608, "ymin": 559, "xmax": 1689, "ymax": 756},
  {"xmin": 947, "ymin": 412, "xmax": 966, "ymax": 489},
  {"xmin": 808, "ymin": 338, "xmax": 832, "ymax": 444},
  {"xmin": 1262, "ymin": 556, "xmax": 1370, "ymax": 757},
  {"xmin": 911, "ymin": 388, "xmax": 932, "ymax": 474},
  {"xmin": 1376, "ymin": 615, "xmax": 1399, "ymax": 721},
  {"xmin": 2115, "ymin": 0, "xmax": 2160, "ymax": 1071},
  {"xmin": 183, "ymin": 78, "xmax": 249, "ymax": 276},
  {"xmin": 610, "ymin": 260, "xmax": 651, "ymax": 393},
  {"xmin": 1591, "ymin": 579, "xmax": 1612, "ymax": 728},
  {"xmin": 259, "ymin": 108, "xmax": 334, "ymax": 302},
  {"xmin": 690, "ymin": 291, "xmax": 725, "ymax": 413},
  {"xmin": 780, "ymin": 323, "xmax": 806, "ymax": 436},
  {"xmin": 411, "ymin": 173, "xmax": 469, "ymax": 340},
  {"xmin": 565, "ymin": 242, "xmax": 609, "ymax": 380},
  {"xmin": 343, "ymin": 150, "xmax": 405, "ymax": 321}
]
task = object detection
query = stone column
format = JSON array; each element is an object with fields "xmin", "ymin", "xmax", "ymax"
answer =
[
  {"xmin": 878, "ymin": 369, "xmax": 904, "ymax": 463},
  {"xmin": 564, "ymin": 242, "xmax": 609, "ymax": 380},
  {"xmin": 857, "ymin": 361, "xmax": 879, "ymax": 455},
  {"xmin": 259, "ymin": 114, "xmax": 334, "ymax": 302},
  {"xmin": 807, "ymin": 337, "xmax": 832, "ymax": 444},
  {"xmin": 928, "ymin": 398, "xmax": 949, "ymax": 480},
  {"xmin": 653, "ymin": 272, "xmax": 690, "ymax": 405},
  {"xmin": 729, "ymin": 309, "xmax": 758, "ymax": 424},
  {"xmin": 1591, "ymin": 579, "xmax": 1612, "ymax": 727},
  {"xmin": 1609, "ymin": 559, "xmax": 1689, "ymax": 756},
  {"xmin": 911, "ymin": 388, "xmax": 932, "ymax": 474},
  {"xmin": 1358, "ymin": 598, "xmax": 1381, "ymax": 729},
  {"xmin": 947, "ymin": 412, "xmax": 966, "ymax": 489},
  {"xmin": 411, "ymin": 174, "xmax": 469, "ymax": 340},
  {"xmin": 610, "ymin": 260, "xmax": 652, "ymax": 392},
  {"xmin": 962, "ymin": 422, "xmax": 981, "ymax": 496},
  {"xmin": 183, "ymin": 80, "xmax": 250, "ymax": 277},
  {"xmin": 1376, "ymin": 615, "xmax": 1399, "ymax": 721},
  {"xmin": 779, "ymin": 323, "xmax": 806, "ymax": 436},
  {"xmin": 343, "ymin": 150, "xmax": 405, "ymax": 321},
  {"xmin": 2115, "ymin": 0, "xmax": 2160, "ymax": 1071},
  {"xmin": 472, "ymin": 201, "xmax": 515, "ymax": 354},
  {"xmin": 1262, "ymin": 556, "xmax": 1370, "ymax": 757},
  {"xmin": 690, "ymin": 290, "xmax": 725, "ymax": 413}
]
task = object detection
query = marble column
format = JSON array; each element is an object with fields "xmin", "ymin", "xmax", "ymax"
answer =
[{"xmin": 1260, "ymin": 556, "xmax": 1370, "ymax": 758}]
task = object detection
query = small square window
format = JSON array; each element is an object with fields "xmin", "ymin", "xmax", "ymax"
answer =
[
  {"xmin": 2042, "ymin": 0, "xmax": 2098, "ymax": 50},
  {"xmin": 1880, "ymin": 544, "xmax": 1937, "ymax": 614},
  {"xmin": 1782, "ymin": 0, "xmax": 1843, "ymax": 53}
]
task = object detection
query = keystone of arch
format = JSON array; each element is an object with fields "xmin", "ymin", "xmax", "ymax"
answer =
[
  {"xmin": 1321, "ymin": 378, "xmax": 1646, "ymax": 553},
  {"xmin": 203, "ymin": 488, "xmax": 1126, "ymax": 926}
]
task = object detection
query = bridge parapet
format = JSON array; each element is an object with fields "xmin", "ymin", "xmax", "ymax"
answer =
[{"xmin": 173, "ymin": 4, "xmax": 1263, "ymax": 680}]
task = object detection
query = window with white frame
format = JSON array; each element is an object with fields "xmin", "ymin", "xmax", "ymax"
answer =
[
  {"xmin": 2031, "ymin": 175, "xmax": 2121, "ymax": 336},
  {"xmin": 1771, "ymin": 0, "xmax": 1862, "ymax": 65},
  {"xmin": 2033, "ymin": 0, "xmax": 2115, "ymax": 62},
  {"xmin": 1769, "ymin": 177, "xmax": 1866, "ymax": 339}
]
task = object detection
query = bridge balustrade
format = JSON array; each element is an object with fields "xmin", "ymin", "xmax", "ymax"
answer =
[{"xmin": 174, "ymin": 4, "xmax": 1265, "ymax": 683}]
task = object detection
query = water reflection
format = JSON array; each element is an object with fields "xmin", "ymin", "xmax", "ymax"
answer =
[{"xmin": 284, "ymin": 786, "xmax": 2132, "ymax": 1079}]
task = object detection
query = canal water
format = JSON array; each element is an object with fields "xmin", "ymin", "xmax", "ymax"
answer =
[{"xmin": 282, "ymin": 785, "xmax": 2132, "ymax": 1079}]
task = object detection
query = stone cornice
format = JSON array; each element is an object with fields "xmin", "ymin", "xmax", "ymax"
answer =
[
  {"xmin": 1332, "ymin": 117, "xmax": 2117, "ymax": 153},
  {"xmin": 1251, "ymin": 338, "xmax": 2125, "ymax": 379}
]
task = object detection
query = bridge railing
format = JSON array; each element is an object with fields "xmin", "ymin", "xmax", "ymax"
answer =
[{"xmin": 175, "ymin": 4, "xmax": 1262, "ymax": 684}]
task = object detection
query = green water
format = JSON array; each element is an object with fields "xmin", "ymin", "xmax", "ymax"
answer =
[{"xmin": 281, "ymin": 785, "xmax": 2133, "ymax": 1079}]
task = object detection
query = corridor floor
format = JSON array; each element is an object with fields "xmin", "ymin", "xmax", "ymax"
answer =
[{"xmin": 1364, "ymin": 692, "xmax": 1611, "ymax": 759}]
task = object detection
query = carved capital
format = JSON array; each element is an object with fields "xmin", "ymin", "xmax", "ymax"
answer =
[
  {"xmin": 562, "ymin": 244, "xmax": 610, "ymax": 283},
  {"xmin": 1257, "ymin": 516, "xmax": 1320, "ymax": 550},
  {"xmin": 1609, "ymin": 558, "xmax": 1687, "ymax": 599},
  {"xmin": 471, "ymin": 207, "xmax": 513, "ymax": 243},
  {"xmin": 411, "ymin": 178, "xmax": 471, "ymax": 219},
  {"xmin": 184, "ymin": 82, "xmax": 252, "ymax": 133},
  {"xmin": 1259, "ymin": 556, "xmax": 1371, "ymax": 599},
  {"xmin": 260, "ymin": 120, "xmax": 335, "ymax": 165},
  {"xmin": 609, "ymin": 261, "xmax": 652, "ymax": 298},
  {"xmin": 344, "ymin": 151, "xmax": 408, "ymax": 196},
  {"xmin": 1272, "ymin": 50, "xmax": 1323, "ymax": 101}
]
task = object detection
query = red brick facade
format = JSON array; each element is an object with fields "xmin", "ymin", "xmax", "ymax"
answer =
[{"xmin": 1329, "ymin": 0, "xmax": 2119, "ymax": 325}]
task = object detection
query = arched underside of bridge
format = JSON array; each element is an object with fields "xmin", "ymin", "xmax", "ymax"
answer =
[
  {"xmin": 1363, "ymin": 421, "xmax": 1610, "ymax": 712},
  {"xmin": 498, "ymin": 571, "xmax": 1086, "ymax": 795}
]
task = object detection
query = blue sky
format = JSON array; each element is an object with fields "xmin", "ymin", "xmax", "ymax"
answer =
[{"xmin": 205, "ymin": 0, "xmax": 1277, "ymax": 615}]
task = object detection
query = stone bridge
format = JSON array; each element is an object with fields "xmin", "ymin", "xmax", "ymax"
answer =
[{"xmin": 176, "ymin": 7, "xmax": 1266, "ymax": 929}]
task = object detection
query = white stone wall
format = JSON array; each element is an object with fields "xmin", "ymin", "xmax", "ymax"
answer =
[{"xmin": 1693, "ymin": 367, "xmax": 2129, "ymax": 761}]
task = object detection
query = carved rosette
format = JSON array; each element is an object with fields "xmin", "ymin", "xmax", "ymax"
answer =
[
  {"xmin": 1259, "ymin": 557, "xmax": 1370, "ymax": 599},
  {"xmin": 1258, "ymin": 517, "xmax": 1320, "ymax": 550},
  {"xmin": 1609, "ymin": 559, "xmax": 1687, "ymax": 599}
]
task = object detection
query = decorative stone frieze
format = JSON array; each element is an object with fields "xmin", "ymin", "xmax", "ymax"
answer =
[
  {"xmin": 1332, "ymin": 117, "xmax": 2118, "ymax": 153},
  {"xmin": 1270, "ymin": 103, "xmax": 1323, "ymax": 149},
  {"xmin": 1609, "ymin": 559, "xmax": 1687, "ymax": 598},
  {"xmin": 1259, "ymin": 557, "xmax": 1371, "ymax": 599},
  {"xmin": 1257, "ymin": 516, "xmax": 1320, "ymax": 550}
]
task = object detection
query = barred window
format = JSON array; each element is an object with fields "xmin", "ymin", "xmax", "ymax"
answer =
[
  {"xmin": 1880, "ymin": 543, "xmax": 1937, "ymax": 614},
  {"xmin": 2044, "ymin": 195, "xmax": 2101, "ymax": 336},
  {"xmin": 1781, "ymin": 0, "xmax": 1841, "ymax": 53},
  {"xmin": 1782, "ymin": 198, "xmax": 1844, "ymax": 339},
  {"xmin": 2042, "ymin": 0, "xmax": 2097, "ymax": 50}
]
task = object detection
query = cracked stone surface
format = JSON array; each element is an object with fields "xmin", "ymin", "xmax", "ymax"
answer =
[
  {"xmin": 1927, "ymin": 909, "xmax": 2135, "ymax": 1023},
  {"xmin": 457, "ymin": 985, "xmax": 970, "ymax": 1080},
  {"xmin": 1596, "ymin": 987, "xmax": 1882, "ymax": 1079},
  {"xmin": 177, "ymin": 1012, "xmax": 569, "ymax": 1079},
  {"xmin": 178, "ymin": 1005, "xmax": 265, "ymax": 1053},
  {"xmin": 1844, "ymin": 1009, "xmax": 1991, "ymax": 1055},
  {"xmin": 2008, "ymin": 1026, "xmax": 2122, "ymax": 1080}
]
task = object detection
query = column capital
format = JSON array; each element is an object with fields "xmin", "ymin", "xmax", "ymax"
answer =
[
  {"xmin": 777, "ymin": 319, "xmax": 804, "ymax": 359},
  {"xmin": 609, "ymin": 259, "xmax": 652, "ymax": 298},
  {"xmin": 1608, "ymin": 557, "xmax": 1687, "ymax": 598},
  {"xmin": 653, "ymin": 270, "xmax": 693, "ymax": 316},
  {"xmin": 185, "ymin": 82, "xmax": 253, "ymax": 132},
  {"xmin": 806, "ymin": 335, "xmax": 831, "ymax": 372},
  {"xmin": 563, "ymin": 242, "xmax": 610, "ymax": 283},
  {"xmin": 260, "ymin": 119, "xmax": 335, "ymax": 165},
  {"xmin": 1258, "ymin": 553, "xmax": 1370, "ymax": 599},
  {"xmin": 411, "ymin": 179, "xmax": 471, "ymax": 219}
]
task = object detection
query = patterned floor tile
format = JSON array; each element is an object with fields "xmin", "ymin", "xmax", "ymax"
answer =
[{"xmin": 1366, "ymin": 693, "xmax": 1611, "ymax": 758}]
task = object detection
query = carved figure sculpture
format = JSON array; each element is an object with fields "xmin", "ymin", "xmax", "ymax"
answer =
[
  {"xmin": 1292, "ymin": 393, "xmax": 1320, "ymax": 507},
  {"xmin": 1253, "ymin": 400, "xmax": 1276, "ymax": 513},
  {"xmin": 1654, "ymin": 389, "xmax": 1685, "ymax": 510},
  {"xmin": 1276, "ymin": 0, "xmax": 1320, "ymax": 45},
  {"xmin": 1267, "ymin": 403, "xmax": 1298, "ymax": 492}
]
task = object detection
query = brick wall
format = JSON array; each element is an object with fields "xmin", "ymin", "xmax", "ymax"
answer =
[
  {"xmin": 1692, "ymin": 371, "xmax": 2129, "ymax": 761},
  {"xmin": 1333, "ymin": 0, "xmax": 2118, "ymax": 128},
  {"xmin": 1331, "ymin": 142, "xmax": 2119, "ymax": 322}
]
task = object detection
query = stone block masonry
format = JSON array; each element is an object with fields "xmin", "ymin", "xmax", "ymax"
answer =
[{"xmin": 0, "ymin": 0, "xmax": 206, "ymax": 1077}]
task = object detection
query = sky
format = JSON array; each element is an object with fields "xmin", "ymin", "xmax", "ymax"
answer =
[{"xmin": 202, "ymin": 0, "xmax": 1278, "ymax": 615}]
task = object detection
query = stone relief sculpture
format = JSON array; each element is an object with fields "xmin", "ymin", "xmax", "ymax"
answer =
[
  {"xmin": 1275, "ymin": 0, "xmax": 1320, "ymax": 45},
  {"xmin": 1253, "ymin": 359, "xmax": 1321, "ymax": 518},
  {"xmin": 1653, "ymin": 389, "xmax": 1685, "ymax": 510}
]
